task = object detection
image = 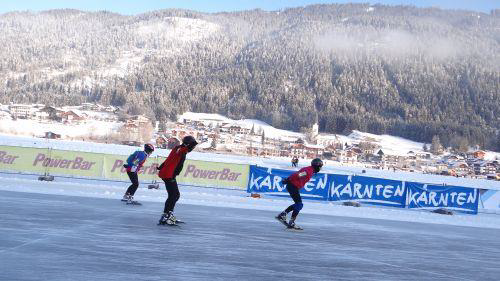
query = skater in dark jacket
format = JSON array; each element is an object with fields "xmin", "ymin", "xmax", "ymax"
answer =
[
  {"xmin": 157, "ymin": 135, "xmax": 198, "ymax": 225},
  {"xmin": 276, "ymin": 158, "xmax": 323, "ymax": 229},
  {"xmin": 122, "ymin": 143, "xmax": 155, "ymax": 203}
]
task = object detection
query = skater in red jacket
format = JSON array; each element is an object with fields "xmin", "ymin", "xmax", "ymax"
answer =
[
  {"xmin": 276, "ymin": 158, "xmax": 323, "ymax": 229},
  {"xmin": 157, "ymin": 136, "xmax": 198, "ymax": 225}
]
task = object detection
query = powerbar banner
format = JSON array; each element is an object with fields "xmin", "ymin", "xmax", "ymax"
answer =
[
  {"xmin": 247, "ymin": 165, "xmax": 329, "ymax": 199},
  {"xmin": 176, "ymin": 160, "xmax": 249, "ymax": 190},
  {"xmin": 101, "ymin": 154, "xmax": 249, "ymax": 189},
  {"xmin": 1, "ymin": 145, "xmax": 46, "ymax": 173},
  {"xmin": 0, "ymin": 145, "xmax": 102, "ymax": 178},
  {"xmin": 328, "ymin": 174, "xmax": 407, "ymax": 208},
  {"xmin": 406, "ymin": 182, "xmax": 479, "ymax": 214},
  {"xmin": 0, "ymin": 145, "xmax": 249, "ymax": 190}
]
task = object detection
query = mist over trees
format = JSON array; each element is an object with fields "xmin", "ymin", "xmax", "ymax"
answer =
[{"xmin": 0, "ymin": 4, "xmax": 499, "ymax": 150}]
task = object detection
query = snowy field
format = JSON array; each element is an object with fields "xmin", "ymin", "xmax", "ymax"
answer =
[{"xmin": 1, "ymin": 173, "xmax": 500, "ymax": 280}]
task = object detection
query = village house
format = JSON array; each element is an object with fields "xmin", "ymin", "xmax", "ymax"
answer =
[
  {"xmin": 358, "ymin": 143, "xmax": 377, "ymax": 156},
  {"xmin": 61, "ymin": 110, "xmax": 86, "ymax": 123},
  {"xmin": 290, "ymin": 142, "xmax": 324, "ymax": 159},
  {"xmin": 407, "ymin": 151, "xmax": 417, "ymax": 160},
  {"xmin": 178, "ymin": 112, "xmax": 229, "ymax": 128},
  {"xmin": 103, "ymin": 105, "xmax": 117, "ymax": 112},
  {"xmin": 448, "ymin": 162, "xmax": 470, "ymax": 176},
  {"xmin": 316, "ymin": 134, "xmax": 341, "ymax": 148},
  {"xmin": 222, "ymin": 141, "xmax": 244, "ymax": 154},
  {"xmin": 473, "ymin": 150, "xmax": 486, "ymax": 160},
  {"xmin": 382, "ymin": 154, "xmax": 401, "ymax": 169},
  {"xmin": 126, "ymin": 115, "xmax": 150, "ymax": 127},
  {"xmin": 473, "ymin": 162, "xmax": 497, "ymax": 175},
  {"xmin": 223, "ymin": 124, "xmax": 251, "ymax": 135},
  {"xmin": 124, "ymin": 122, "xmax": 139, "ymax": 132},
  {"xmin": 155, "ymin": 135, "xmax": 168, "ymax": 149},
  {"xmin": 44, "ymin": 131, "xmax": 61, "ymax": 139},
  {"xmin": 373, "ymin": 149, "xmax": 385, "ymax": 163},
  {"xmin": 166, "ymin": 137, "xmax": 180, "ymax": 149},
  {"xmin": 416, "ymin": 152, "xmax": 432, "ymax": 159},
  {"xmin": 81, "ymin": 102, "xmax": 116, "ymax": 112},
  {"xmin": 33, "ymin": 109, "xmax": 50, "ymax": 121},
  {"xmin": 246, "ymin": 143, "xmax": 281, "ymax": 157},
  {"xmin": 434, "ymin": 162, "xmax": 450, "ymax": 174},
  {"xmin": 336, "ymin": 150, "xmax": 357, "ymax": 164},
  {"xmin": 35, "ymin": 106, "xmax": 65, "ymax": 121},
  {"xmin": 80, "ymin": 103, "xmax": 95, "ymax": 110},
  {"xmin": 9, "ymin": 104, "xmax": 32, "ymax": 119}
]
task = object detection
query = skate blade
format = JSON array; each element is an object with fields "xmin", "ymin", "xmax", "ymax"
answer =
[
  {"xmin": 126, "ymin": 201, "xmax": 142, "ymax": 205},
  {"xmin": 286, "ymin": 226, "xmax": 303, "ymax": 231},
  {"xmin": 157, "ymin": 222, "xmax": 179, "ymax": 226}
]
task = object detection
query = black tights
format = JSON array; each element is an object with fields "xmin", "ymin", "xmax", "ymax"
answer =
[
  {"xmin": 163, "ymin": 179, "xmax": 180, "ymax": 213},
  {"xmin": 284, "ymin": 184, "xmax": 302, "ymax": 219},
  {"xmin": 125, "ymin": 172, "xmax": 139, "ymax": 196}
]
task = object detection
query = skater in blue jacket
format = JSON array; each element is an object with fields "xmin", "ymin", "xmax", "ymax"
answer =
[{"xmin": 121, "ymin": 144, "xmax": 154, "ymax": 203}]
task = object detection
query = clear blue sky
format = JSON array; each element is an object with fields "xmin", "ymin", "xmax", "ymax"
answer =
[{"xmin": 0, "ymin": 0, "xmax": 498, "ymax": 15}]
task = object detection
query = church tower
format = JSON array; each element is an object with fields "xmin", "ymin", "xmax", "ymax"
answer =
[{"xmin": 311, "ymin": 113, "xmax": 319, "ymax": 143}]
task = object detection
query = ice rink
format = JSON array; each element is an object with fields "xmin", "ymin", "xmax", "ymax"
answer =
[{"xmin": 1, "ymin": 189, "xmax": 499, "ymax": 281}]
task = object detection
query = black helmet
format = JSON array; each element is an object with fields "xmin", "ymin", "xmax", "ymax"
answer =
[
  {"xmin": 311, "ymin": 158, "xmax": 323, "ymax": 173},
  {"xmin": 182, "ymin": 135, "xmax": 198, "ymax": 151},
  {"xmin": 144, "ymin": 143, "xmax": 154, "ymax": 154}
]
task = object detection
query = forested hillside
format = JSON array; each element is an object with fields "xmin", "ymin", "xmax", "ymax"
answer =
[{"xmin": 0, "ymin": 4, "xmax": 499, "ymax": 150}]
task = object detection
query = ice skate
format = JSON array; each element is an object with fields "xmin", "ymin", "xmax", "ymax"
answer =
[
  {"xmin": 275, "ymin": 212, "xmax": 289, "ymax": 227},
  {"xmin": 287, "ymin": 218, "xmax": 303, "ymax": 230},
  {"xmin": 121, "ymin": 194, "xmax": 131, "ymax": 202},
  {"xmin": 158, "ymin": 212, "xmax": 177, "ymax": 226},
  {"xmin": 123, "ymin": 195, "xmax": 141, "ymax": 205}
]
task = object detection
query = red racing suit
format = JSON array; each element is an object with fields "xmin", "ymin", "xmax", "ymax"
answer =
[
  {"xmin": 287, "ymin": 166, "xmax": 315, "ymax": 189},
  {"xmin": 158, "ymin": 145, "xmax": 188, "ymax": 179}
]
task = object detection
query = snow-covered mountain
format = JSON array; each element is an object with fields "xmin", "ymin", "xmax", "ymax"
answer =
[{"xmin": 1, "ymin": 5, "xmax": 498, "ymax": 153}]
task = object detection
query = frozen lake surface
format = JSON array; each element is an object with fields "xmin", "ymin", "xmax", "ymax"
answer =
[{"xmin": 1, "ymin": 190, "xmax": 499, "ymax": 281}]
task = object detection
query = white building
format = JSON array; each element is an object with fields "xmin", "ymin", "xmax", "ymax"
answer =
[
  {"xmin": 316, "ymin": 134, "xmax": 341, "ymax": 148},
  {"xmin": 9, "ymin": 104, "xmax": 33, "ymax": 119},
  {"xmin": 178, "ymin": 112, "xmax": 231, "ymax": 127}
]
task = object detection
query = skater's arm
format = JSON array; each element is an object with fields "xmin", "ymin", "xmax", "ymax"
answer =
[
  {"xmin": 136, "ymin": 152, "xmax": 148, "ymax": 170},
  {"xmin": 157, "ymin": 161, "xmax": 164, "ymax": 170}
]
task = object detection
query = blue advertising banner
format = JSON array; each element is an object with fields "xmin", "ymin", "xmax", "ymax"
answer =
[
  {"xmin": 247, "ymin": 165, "xmax": 329, "ymax": 200},
  {"xmin": 328, "ymin": 174, "xmax": 407, "ymax": 208},
  {"xmin": 406, "ymin": 182, "xmax": 479, "ymax": 214},
  {"xmin": 246, "ymin": 165, "xmax": 480, "ymax": 214}
]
